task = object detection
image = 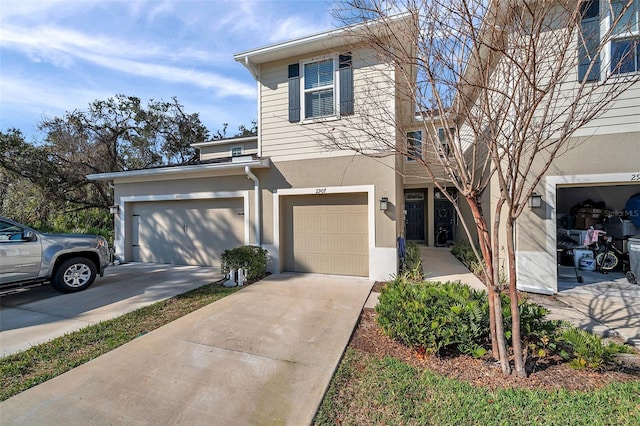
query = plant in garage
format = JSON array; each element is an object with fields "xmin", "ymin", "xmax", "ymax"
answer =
[{"xmin": 220, "ymin": 245, "xmax": 268, "ymax": 282}]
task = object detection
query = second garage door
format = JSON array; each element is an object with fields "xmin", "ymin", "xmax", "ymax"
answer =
[
  {"xmin": 131, "ymin": 198, "xmax": 244, "ymax": 267},
  {"xmin": 283, "ymin": 193, "xmax": 368, "ymax": 276}
]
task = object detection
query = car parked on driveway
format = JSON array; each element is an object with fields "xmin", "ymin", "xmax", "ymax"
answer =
[{"xmin": 0, "ymin": 217, "xmax": 110, "ymax": 293}]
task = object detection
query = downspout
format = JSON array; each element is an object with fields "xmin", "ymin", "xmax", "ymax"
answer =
[{"xmin": 245, "ymin": 166, "xmax": 261, "ymax": 246}]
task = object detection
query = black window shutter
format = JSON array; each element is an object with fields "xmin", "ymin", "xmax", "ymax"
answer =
[
  {"xmin": 578, "ymin": 1, "xmax": 600, "ymax": 82},
  {"xmin": 288, "ymin": 63, "xmax": 300, "ymax": 122},
  {"xmin": 339, "ymin": 53, "xmax": 354, "ymax": 116}
]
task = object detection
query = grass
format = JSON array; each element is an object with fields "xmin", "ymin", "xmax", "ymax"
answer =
[
  {"xmin": 0, "ymin": 281, "xmax": 239, "ymax": 401},
  {"xmin": 314, "ymin": 349, "xmax": 640, "ymax": 426}
]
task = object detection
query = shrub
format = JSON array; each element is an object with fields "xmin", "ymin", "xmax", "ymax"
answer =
[
  {"xmin": 400, "ymin": 241, "xmax": 424, "ymax": 280},
  {"xmin": 376, "ymin": 278, "xmax": 578, "ymax": 362},
  {"xmin": 220, "ymin": 245, "xmax": 268, "ymax": 282},
  {"xmin": 450, "ymin": 243, "xmax": 484, "ymax": 276},
  {"xmin": 376, "ymin": 278, "xmax": 489, "ymax": 357},
  {"xmin": 558, "ymin": 328, "xmax": 633, "ymax": 370},
  {"xmin": 501, "ymin": 297, "xmax": 570, "ymax": 361}
]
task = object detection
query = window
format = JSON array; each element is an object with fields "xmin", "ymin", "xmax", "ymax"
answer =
[
  {"xmin": 288, "ymin": 53, "xmax": 353, "ymax": 122},
  {"xmin": 231, "ymin": 146, "xmax": 243, "ymax": 157},
  {"xmin": 406, "ymin": 131, "xmax": 423, "ymax": 161},
  {"xmin": 611, "ymin": 0, "xmax": 640, "ymax": 74},
  {"xmin": 304, "ymin": 59, "xmax": 335, "ymax": 119},
  {"xmin": 578, "ymin": 0, "xmax": 601, "ymax": 81},
  {"xmin": 437, "ymin": 127, "xmax": 455, "ymax": 158},
  {"xmin": 0, "ymin": 220, "xmax": 25, "ymax": 241}
]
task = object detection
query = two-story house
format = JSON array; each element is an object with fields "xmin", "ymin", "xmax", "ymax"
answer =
[
  {"xmin": 88, "ymin": 2, "xmax": 639, "ymax": 293},
  {"xmin": 89, "ymin": 15, "xmax": 417, "ymax": 281}
]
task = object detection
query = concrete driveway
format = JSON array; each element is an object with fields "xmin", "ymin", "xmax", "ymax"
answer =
[
  {"xmin": 0, "ymin": 263, "xmax": 223, "ymax": 357},
  {"xmin": 0, "ymin": 273, "xmax": 373, "ymax": 425}
]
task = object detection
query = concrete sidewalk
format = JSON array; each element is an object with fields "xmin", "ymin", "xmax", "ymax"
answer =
[{"xmin": 0, "ymin": 273, "xmax": 372, "ymax": 425}]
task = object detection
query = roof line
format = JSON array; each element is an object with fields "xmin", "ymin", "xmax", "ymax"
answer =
[{"xmin": 87, "ymin": 158, "xmax": 270, "ymax": 181}]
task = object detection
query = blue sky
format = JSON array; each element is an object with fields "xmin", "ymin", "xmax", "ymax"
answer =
[{"xmin": 0, "ymin": 0, "xmax": 337, "ymax": 140}]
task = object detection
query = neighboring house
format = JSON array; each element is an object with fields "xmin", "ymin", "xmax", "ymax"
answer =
[
  {"xmin": 492, "ymin": 0, "xmax": 640, "ymax": 294},
  {"xmin": 88, "ymin": 4, "xmax": 639, "ymax": 292}
]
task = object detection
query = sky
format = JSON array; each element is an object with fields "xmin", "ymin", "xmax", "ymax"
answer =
[{"xmin": 0, "ymin": 0, "xmax": 337, "ymax": 141}]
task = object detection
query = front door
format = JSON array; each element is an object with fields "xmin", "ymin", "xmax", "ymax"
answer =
[
  {"xmin": 434, "ymin": 189, "xmax": 456, "ymax": 247},
  {"xmin": 405, "ymin": 192, "xmax": 425, "ymax": 242}
]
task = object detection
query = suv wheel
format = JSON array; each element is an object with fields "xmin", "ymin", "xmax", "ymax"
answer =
[{"xmin": 51, "ymin": 257, "xmax": 97, "ymax": 293}]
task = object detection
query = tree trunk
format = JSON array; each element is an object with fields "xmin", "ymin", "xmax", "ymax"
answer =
[
  {"xmin": 506, "ymin": 218, "xmax": 526, "ymax": 377},
  {"xmin": 464, "ymin": 196, "xmax": 500, "ymax": 359}
]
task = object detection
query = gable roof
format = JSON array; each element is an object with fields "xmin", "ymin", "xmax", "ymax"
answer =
[{"xmin": 234, "ymin": 12, "xmax": 413, "ymax": 77}]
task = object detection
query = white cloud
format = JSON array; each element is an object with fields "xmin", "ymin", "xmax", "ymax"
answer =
[{"xmin": 0, "ymin": 24, "xmax": 254, "ymax": 98}]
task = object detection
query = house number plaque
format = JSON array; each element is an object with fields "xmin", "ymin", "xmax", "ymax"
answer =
[{"xmin": 316, "ymin": 188, "xmax": 327, "ymax": 194}]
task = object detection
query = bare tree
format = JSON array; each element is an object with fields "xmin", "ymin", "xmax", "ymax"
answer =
[{"xmin": 324, "ymin": 0, "xmax": 639, "ymax": 376}]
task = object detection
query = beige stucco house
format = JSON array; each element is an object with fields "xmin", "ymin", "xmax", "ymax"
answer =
[{"xmin": 88, "ymin": 4, "xmax": 639, "ymax": 292}]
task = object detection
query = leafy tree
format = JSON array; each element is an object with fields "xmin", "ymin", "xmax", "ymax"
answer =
[
  {"xmin": 212, "ymin": 120, "xmax": 258, "ymax": 140},
  {"xmin": 0, "ymin": 95, "xmax": 209, "ymax": 211}
]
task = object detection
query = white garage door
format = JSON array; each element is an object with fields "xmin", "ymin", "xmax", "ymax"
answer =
[
  {"xmin": 283, "ymin": 193, "xmax": 368, "ymax": 276},
  {"xmin": 130, "ymin": 198, "xmax": 244, "ymax": 267}
]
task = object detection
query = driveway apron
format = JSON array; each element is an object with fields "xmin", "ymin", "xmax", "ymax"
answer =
[{"xmin": 0, "ymin": 273, "xmax": 373, "ymax": 425}]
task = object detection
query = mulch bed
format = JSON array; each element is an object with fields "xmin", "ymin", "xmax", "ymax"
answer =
[{"xmin": 349, "ymin": 308, "xmax": 640, "ymax": 391}]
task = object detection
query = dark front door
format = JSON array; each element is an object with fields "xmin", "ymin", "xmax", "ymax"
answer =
[
  {"xmin": 405, "ymin": 200, "xmax": 425, "ymax": 242},
  {"xmin": 434, "ymin": 189, "xmax": 456, "ymax": 246}
]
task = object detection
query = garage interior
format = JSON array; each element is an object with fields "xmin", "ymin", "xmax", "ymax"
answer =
[{"xmin": 556, "ymin": 184, "xmax": 640, "ymax": 291}]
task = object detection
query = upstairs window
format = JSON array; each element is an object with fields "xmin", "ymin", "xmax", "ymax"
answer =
[
  {"xmin": 611, "ymin": 0, "xmax": 640, "ymax": 74},
  {"xmin": 231, "ymin": 146, "xmax": 243, "ymax": 157},
  {"xmin": 578, "ymin": 0, "xmax": 601, "ymax": 81},
  {"xmin": 288, "ymin": 54, "xmax": 353, "ymax": 122},
  {"xmin": 304, "ymin": 59, "xmax": 335, "ymax": 119},
  {"xmin": 406, "ymin": 131, "xmax": 423, "ymax": 161},
  {"xmin": 437, "ymin": 127, "xmax": 454, "ymax": 158}
]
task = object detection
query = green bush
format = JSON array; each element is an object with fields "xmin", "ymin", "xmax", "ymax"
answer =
[
  {"xmin": 376, "ymin": 278, "xmax": 489, "ymax": 357},
  {"xmin": 558, "ymin": 328, "xmax": 633, "ymax": 370},
  {"xmin": 502, "ymin": 297, "xmax": 570, "ymax": 358},
  {"xmin": 402, "ymin": 241, "xmax": 424, "ymax": 280},
  {"xmin": 220, "ymin": 245, "xmax": 268, "ymax": 282},
  {"xmin": 450, "ymin": 243, "xmax": 484, "ymax": 276},
  {"xmin": 375, "ymin": 278, "xmax": 582, "ymax": 362}
]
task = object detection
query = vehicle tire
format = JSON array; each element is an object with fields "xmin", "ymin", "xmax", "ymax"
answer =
[
  {"xmin": 596, "ymin": 252, "xmax": 618, "ymax": 271},
  {"xmin": 51, "ymin": 257, "xmax": 97, "ymax": 293}
]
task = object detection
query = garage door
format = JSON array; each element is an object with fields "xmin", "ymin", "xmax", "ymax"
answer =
[
  {"xmin": 130, "ymin": 198, "xmax": 244, "ymax": 266},
  {"xmin": 283, "ymin": 193, "xmax": 368, "ymax": 276}
]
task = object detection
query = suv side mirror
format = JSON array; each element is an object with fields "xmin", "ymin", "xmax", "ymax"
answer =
[{"xmin": 22, "ymin": 230, "xmax": 37, "ymax": 242}]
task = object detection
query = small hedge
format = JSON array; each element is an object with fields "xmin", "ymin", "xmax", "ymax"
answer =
[
  {"xmin": 220, "ymin": 245, "xmax": 268, "ymax": 282},
  {"xmin": 375, "ymin": 278, "xmax": 631, "ymax": 370},
  {"xmin": 376, "ymin": 278, "xmax": 490, "ymax": 357}
]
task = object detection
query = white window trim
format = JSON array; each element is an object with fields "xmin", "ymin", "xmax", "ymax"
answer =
[
  {"xmin": 600, "ymin": 0, "xmax": 640, "ymax": 77},
  {"xmin": 300, "ymin": 55, "xmax": 341, "ymax": 123},
  {"xmin": 231, "ymin": 146, "xmax": 243, "ymax": 157}
]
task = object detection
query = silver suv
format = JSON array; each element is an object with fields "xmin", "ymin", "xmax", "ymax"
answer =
[{"xmin": 0, "ymin": 217, "xmax": 110, "ymax": 293}]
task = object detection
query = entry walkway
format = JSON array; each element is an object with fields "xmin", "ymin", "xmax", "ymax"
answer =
[{"xmin": 0, "ymin": 273, "xmax": 373, "ymax": 425}]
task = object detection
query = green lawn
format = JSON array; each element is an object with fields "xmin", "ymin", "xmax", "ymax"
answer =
[
  {"xmin": 1, "ymin": 282, "xmax": 239, "ymax": 401},
  {"xmin": 314, "ymin": 349, "xmax": 640, "ymax": 426}
]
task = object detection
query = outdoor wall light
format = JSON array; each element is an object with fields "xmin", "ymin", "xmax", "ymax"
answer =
[
  {"xmin": 109, "ymin": 205, "xmax": 120, "ymax": 214},
  {"xmin": 380, "ymin": 197, "xmax": 389, "ymax": 211},
  {"xmin": 529, "ymin": 193, "xmax": 542, "ymax": 209}
]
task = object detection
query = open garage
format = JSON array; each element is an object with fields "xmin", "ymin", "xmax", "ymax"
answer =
[{"xmin": 556, "ymin": 183, "xmax": 640, "ymax": 289}]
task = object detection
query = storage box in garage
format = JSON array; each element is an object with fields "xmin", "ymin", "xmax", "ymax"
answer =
[
  {"xmin": 577, "ymin": 207, "xmax": 603, "ymax": 217},
  {"xmin": 604, "ymin": 219, "xmax": 640, "ymax": 239},
  {"xmin": 575, "ymin": 215, "xmax": 601, "ymax": 229}
]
